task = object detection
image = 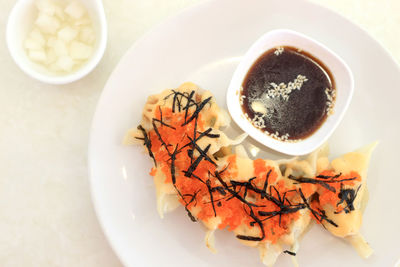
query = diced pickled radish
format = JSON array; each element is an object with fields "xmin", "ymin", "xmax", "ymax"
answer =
[
  {"xmin": 56, "ymin": 55, "xmax": 74, "ymax": 71},
  {"xmin": 74, "ymin": 17, "xmax": 91, "ymax": 26},
  {"xmin": 29, "ymin": 28, "xmax": 46, "ymax": 45},
  {"xmin": 35, "ymin": 13, "xmax": 60, "ymax": 34},
  {"xmin": 54, "ymin": 6, "xmax": 66, "ymax": 21},
  {"xmin": 79, "ymin": 26, "xmax": 95, "ymax": 44},
  {"xmin": 57, "ymin": 26, "xmax": 78, "ymax": 43},
  {"xmin": 69, "ymin": 41, "xmax": 92, "ymax": 59},
  {"xmin": 25, "ymin": 0, "xmax": 96, "ymax": 73},
  {"xmin": 64, "ymin": 1, "xmax": 86, "ymax": 19},
  {"xmin": 49, "ymin": 62, "xmax": 62, "ymax": 72},
  {"xmin": 35, "ymin": 0, "xmax": 56, "ymax": 15},
  {"xmin": 45, "ymin": 48, "xmax": 57, "ymax": 65},
  {"xmin": 28, "ymin": 49, "xmax": 47, "ymax": 63},
  {"xmin": 24, "ymin": 38, "xmax": 44, "ymax": 50},
  {"xmin": 46, "ymin": 36, "xmax": 56, "ymax": 48},
  {"xmin": 53, "ymin": 39, "xmax": 68, "ymax": 56}
]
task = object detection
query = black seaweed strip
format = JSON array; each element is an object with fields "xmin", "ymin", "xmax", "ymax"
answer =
[
  {"xmin": 317, "ymin": 208, "xmax": 338, "ymax": 227},
  {"xmin": 183, "ymin": 91, "xmax": 195, "ymax": 122},
  {"xmin": 181, "ymin": 96, "xmax": 212, "ymax": 126},
  {"xmin": 183, "ymin": 171, "xmax": 206, "ymax": 185},
  {"xmin": 289, "ymin": 174, "xmax": 358, "ymax": 193},
  {"xmin": 214, "ymin": 171, "xmax": 263, "ymax": 208},
  {"xmin": 186, "ymin": 136, "xmax": 216, "ymax": 166},
  {"xmin": 183, "ymin": 189, "xmax": 201, "ymax": 219},
  {"xmin": 261, "ymin": 170, "xmax": 271, "ymax": 199},
  {"xmin": 184, "ymin": 144, "xmax": 211, "ymax": 177},
  {"xmin": 316, "ymin": 173, "xmax": 342, "ymax": 179},
  {"xmin": 178, "ymin": 128, "xmax": 219, "ymax": 153},
  {"xmin": 197, "ymin": 130, "xmax": 220, "ymax": 138},
  {"xmin": 236, "ymin": 207, "xmax": 265, "ymax": 241},
  {"xmin": 176, "ymin": 93, "xmax": 182, "ymax": 112},
  {"xmin": 335, "ymin": 184, "xmax": 361, "ymax": 214},
  {"xmin": 213, "ymin": 186, "xmax": 227, "ymax": 196},
  {"xmin": 152, "ymin": 119, "xmax": 175, "ymax": 130},
  {"xmin": 190, "ymin": 116, "xmax": 199, "ymax": 165},
  {"xmin": 298, "ymin": 189, "xmax": 338, "ymax": 227},
  {"xmin": 172, "ymin": 90, "xmax": 177, "ymax": 113},
  {"xmin": 153, "ymin": 106, "xmax": 176, "ymax": 129},
  {"xmin": 218, "ymin": 164, "xmax": 230, "ymax": 175},
  {"xmin": 256, "ymin": 183, "xmax": 307, "ymax": 226},
  {"xmin": 206, "ymin": 179, "xmax": 217, "ymax": 217},
  {"xmin": 185, "ymin": 207, "xmax": 197, "ymax": 222},
  {"xmin": 137, "ymin": 125, "xmax": 156, "ymax": 166},
  {"xmin": 182, "ymin": 189, "xmax": 201, "ymax": 206},
  {"xmin": 165, "ymin": 90, "xmax": 196, "ymax": 115},
  {"xmin": 283, "ymin": 250, "xmax": 296, "ymax": 256},
  {"xmin": 272, "ymin": 185, "xmax": 282, "ymax": 203},
  {"xmin": 288, "ymin": 175, "xmax": 336, "ymax": 192},
  {"xmin": 298, "ymin": 188, "xmax": 322, "ymax": 222},
  {"xmin": 169, "ymin": 145, "xmax": 179, "ymax": 184},
  {"xmin": 258, "ymin": 205, "xmax": 306, "ymax": 217},
  {"xmin": 152, "ymin": 120, "xmax": 172, "ymax": 153},
  {"xmin": 331, "ymin": 177, "xmax": 357, "ymax": 183},
  {"xmin": 231, "ymin": 179, "xmax": 280, "ymax": 207}
]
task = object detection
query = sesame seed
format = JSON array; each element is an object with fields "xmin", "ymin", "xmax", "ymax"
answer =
[{"xmin": 274, "ymin": 46, "xmax": 284, "ymax": 56}]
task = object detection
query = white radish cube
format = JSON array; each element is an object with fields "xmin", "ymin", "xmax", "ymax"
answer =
[
  {"xmin": 28, "ymin": 49, "xmax": 47, "ymax": 63},
  {"xmin": 64, "ymin": 1, "xmax": 86, "ymax": 19},
  {"xmin": 35, "ymin": 13, "xmax": 60, "ymax": 34},
  {"xmin": 54, "ymin": 5, "xmax": 66, "ymax": 21},
  {"xmin": 69, "ymin": 41, "xmax": 92, "ymax": 60},
  {"xmin": 29, "ymin": 28, "xmax": 46, "ymax": 45},
  {"xmin": 35, "ymin": 0, "xmax": 56, "ymax": 16},
  {"xmin": 74, "ymin": 17, "xmax": 91, "ymax": 26},
  {"xmin": 79, "ymin": 26, "xmax": 95, "ymax": 44},
  {"xmin": 45, "ymin": 48, "xmax": 57, "ymax": 65},
  {"xmin": 49, "ymin": 62, "xmax": 62, "ymax": 72},
  {"xmin": 24, "ymin": 38, "xmax": 44, "ymax": 50},
  {"xmin": 56, "ymin": 55, "xmax": 75, "ymax": 71},
  {"xmin": 46, "ymin": 36, "xmax": 57, "ymax": 48},
  {"xmin": 57, "ymin": 26, "xmax": 78, "ymax": 43},
  {"xmin": 53, "ymin": 39, "xmax": 68, "ymax": 56}
]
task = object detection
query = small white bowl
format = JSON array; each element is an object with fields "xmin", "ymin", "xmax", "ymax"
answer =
[
  {"xmin": 226, "ymin": 29, "xmax": 354, "ymax": 156},
  {"xmin": 6, "ymin": 0, "xmax": 107, "ymax": 84}
]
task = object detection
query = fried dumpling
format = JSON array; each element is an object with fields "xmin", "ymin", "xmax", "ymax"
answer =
[{"xmin": 127, "ymin": 82, "xmax": 376, "ymax": 266}]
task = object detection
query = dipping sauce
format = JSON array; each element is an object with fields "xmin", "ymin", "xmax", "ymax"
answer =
[{"xmin": 240, "ymin": 46, "xmax": 335, "ymax": 141}]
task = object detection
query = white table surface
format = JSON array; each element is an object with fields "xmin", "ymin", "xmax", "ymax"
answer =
[{"xmin": 0, "ymin": 0, "xmax": 399, "ymax": 266}]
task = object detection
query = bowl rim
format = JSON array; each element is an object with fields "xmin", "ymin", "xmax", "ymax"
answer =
[
  {"xmin": 5, "ymin": 0, "xmax": 108, "ymax": 85},
  {"xmin": 226, "ymin": 28, "xmax": 354, "ymax": 156}
]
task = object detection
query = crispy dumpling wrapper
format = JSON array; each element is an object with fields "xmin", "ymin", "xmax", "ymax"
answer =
[{"xmin": 126, "ymin": 83, "xmax": 377, "ymax": 265}]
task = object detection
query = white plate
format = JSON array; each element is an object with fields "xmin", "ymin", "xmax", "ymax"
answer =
[{"xmin": 88, "ymin": 0, "xmax": 400, "ymax": 266}]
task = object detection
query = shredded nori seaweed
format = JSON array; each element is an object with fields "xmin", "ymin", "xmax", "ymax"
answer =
[
  {"xmin": 335, "ymin": 184, "xmax": 361, "ymax": 214},
  {"xmin": 138, "ymin": 89, "xmax": 350, "ymax": 249},
  {"xmin": 137, "ymin": 125, "xmax": 156, "ymax": 166},
  {"xmin": 283, "ymin": 250, "xmax": 296, "ymax": 256},
  {"xmin": 181, "ymin": 96, "xmax": 212, "ymax": 126},
  {"xmin": 288, "ymin": 174, "xmax": 357, "ymax": 193},
  {"xmin": 298, "ymin": 189, "xmax": 338, "ymax": 227}
]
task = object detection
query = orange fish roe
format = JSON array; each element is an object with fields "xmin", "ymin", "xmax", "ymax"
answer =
[
  {"xmin": 300, "ymin": 183, "xmax": 316, "ymax": 199},
  {"xmin": 296, "ymin": 170, "xmax": 362, "ymax": 223},
  {"xmin": 149, "ymin": 168, "xmax": 157, "ymax": 176},
  {"xmin": 136, "ymin": 90, "xmax": 361, "ymax": 244},
  {"xmin": 141, "ymin": 100, "xmax": 306, "ymax": 243}
]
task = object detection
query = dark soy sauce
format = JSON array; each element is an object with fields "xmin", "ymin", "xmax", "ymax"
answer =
[{"xmin": 240, "ymin": 46, "xmax": 335, "ymax": 141}]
